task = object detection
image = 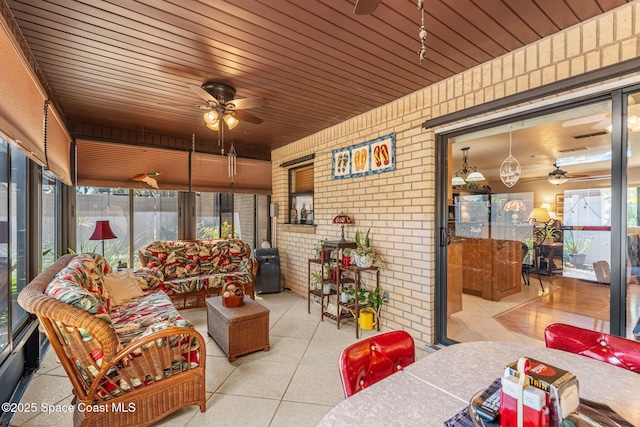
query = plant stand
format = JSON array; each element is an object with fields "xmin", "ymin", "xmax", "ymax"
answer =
[{"xmin": 342, "ymin": 265, "xmax": 380, "ymax": 338}]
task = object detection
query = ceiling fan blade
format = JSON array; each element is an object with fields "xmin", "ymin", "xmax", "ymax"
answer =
[
  {"xmin": 353, "ymin": 0, "xmax": 382, "ymax": 15},
  {"xmin": 234, "ymin": 110, "xmax": 263, "ymax": 125},
  {"xmin": 228, "ymin": 97, "xmax": 266, "ymax": 110},
  {"xmin": 187, "ymin": 84, "xmax": 219, "ymax": 106}
]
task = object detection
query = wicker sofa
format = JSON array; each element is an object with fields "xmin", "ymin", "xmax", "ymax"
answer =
[
  {"xmin": 138, "ymin": 239, "xmax": 258, "ymax": 309},
  {"xmin": 17, "ymin": 253, "xmax": 206, "ymax": 427}
]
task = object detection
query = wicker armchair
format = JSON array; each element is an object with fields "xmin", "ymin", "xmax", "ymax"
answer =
[{"xmin": 18, "ymin": 254, "xmax": 207, "ymax": 427}]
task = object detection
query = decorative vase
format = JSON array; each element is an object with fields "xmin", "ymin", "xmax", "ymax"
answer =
[
  {"xmin": 340, "ymin": 292, "xmax": 348, "ymax": 303},
  {"xmin": 353, "ymin": 254, "xmax": 373, "ymax": 268}
]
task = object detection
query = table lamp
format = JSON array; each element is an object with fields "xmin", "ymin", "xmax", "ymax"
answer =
[
  {"xmin": 503, "ymin": 199, "xmax": 526, "ymax": 223},
  {"xmin": 89, "ymin": 220, "xmax": 117, "ymax": 256},
  {"xmin": 528, "ymin": 207, "xmax": 551, "ymax": 224},
  {"xmin": 333, "ymin": 213, "xmax": 353, "ymax": 242}
]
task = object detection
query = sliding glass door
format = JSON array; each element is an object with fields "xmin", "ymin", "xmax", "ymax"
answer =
[
  {"xmin": 441, "ymin": 97, "xmax": 627, "ymax": 345},
  {"xmin": 626, "ymin": 91, "xmax": 640, "ymax": 340}
]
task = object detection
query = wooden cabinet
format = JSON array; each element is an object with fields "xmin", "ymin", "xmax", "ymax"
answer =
[
  {"xmin": 447, "ymin": 240, "xmax": 463, "ymax": 316},
  {"xmin": 459, "ymin": 238, "xmax": 522, "ymax": 301}
]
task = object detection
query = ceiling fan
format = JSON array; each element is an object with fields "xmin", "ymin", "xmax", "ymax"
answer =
[
  {"xmin": 518, "ymin": 164, "xmax": 591, "ymax": 185},
  {"xmin": 187, "ymin": 82, "xmax": 266, "ymax": 130},
  {"xmin": 129, "ymin": 171, "xmax": 160, "ymax": 189}
]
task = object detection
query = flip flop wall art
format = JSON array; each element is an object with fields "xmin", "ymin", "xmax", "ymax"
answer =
[{"xmin": 332, "ymin": 133, "xmax": 395, "ymax": 180}]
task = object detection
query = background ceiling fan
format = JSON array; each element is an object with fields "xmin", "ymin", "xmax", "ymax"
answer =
[
  {"xmin": 129, "ymin": 171, "xmax": 160, "ymax": 189},
  {"xmin": 187, "ymin": 82, "xmax": 266, "ymax": 129}
]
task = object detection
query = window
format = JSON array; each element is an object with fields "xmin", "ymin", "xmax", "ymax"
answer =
[
  {"xmin": 42, "ymin": 172, "xmax": 58, "ymax": 268},
  {"xmin": 195, "ymin": 192, "xmax": 221, "ymax": 239},
  {"xmin": 234, "ymin": 194, "xmax": 255, "ymax": 248},
  {"xmin": 289, "ymin": 164, "xmax": 314, "ymax": 224},
  {"xmin": 76, "ymin": 187, "xmax": 178, "ymax": 268},
  {"xmin": 0, "ymin": 139, "xmax": 9, "ymax": 357},
  {"xmin": 9, "ymin": 145, "xmax": 28, "ymax": 333}
]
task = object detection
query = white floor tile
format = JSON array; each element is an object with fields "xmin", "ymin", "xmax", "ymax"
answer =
[{"xmin": 13, "ymin": 289, "xmax": 545, "ymax": 426}]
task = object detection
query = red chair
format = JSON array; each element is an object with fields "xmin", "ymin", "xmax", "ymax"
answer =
[
  {"xmin": 338, "ymin": 330, "xmax": 415, "ymax": 397},
  {"xmin": 544, "ymin": 323, "xmax": 640, "ymax": 373}
]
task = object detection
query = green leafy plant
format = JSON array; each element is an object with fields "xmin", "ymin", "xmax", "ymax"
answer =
[
  {"xmin": 564, "ymin": 231, "xmax": 592, "ymax": 255},
  {"xmin": 353, "ymin": 229, "xmax": 385, "ymax": 270},
  {"xmin": 345, "ymin": 284, "xmax": 383, "ymax": 311},
  {"xmin": 314, "ymin": 239, "xmax": 327, "ymax": 258}
]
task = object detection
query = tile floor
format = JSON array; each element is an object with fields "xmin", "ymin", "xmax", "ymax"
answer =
[{"xmin": 9, "ymin": 291, "xmax": 428, "ymax": 427}]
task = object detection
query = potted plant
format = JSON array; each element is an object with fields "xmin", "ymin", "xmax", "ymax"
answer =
[
  {"xmin": 563, "ymin": 231, "xmax": 592, "ymax": 267},
  {"xmin": 345, "ymin": 284, "xmax": 383, "ymax": 330},
  {"xmin": 314, "ymin": 239, "xmax": 328, "ymax": 260},
  {"xmin": 352, "ymin": 229, "xmax": 385, "ymax": 270},
  {"xmin": 539, "ymin": 225, "xmax": 561, "ymax": 244}
]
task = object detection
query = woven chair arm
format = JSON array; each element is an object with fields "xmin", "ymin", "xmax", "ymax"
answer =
[{"xmin": 85, "ymin": 326, "xmax": 206, "ymax": 402}]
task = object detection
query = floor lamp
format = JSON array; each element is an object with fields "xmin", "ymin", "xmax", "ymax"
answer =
[{"xmin": 89, "ymin": 220, "xmax": 117, "ymax": 256}]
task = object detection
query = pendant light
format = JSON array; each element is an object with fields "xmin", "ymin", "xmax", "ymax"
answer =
[
  {"xmin": 499, "ymin": 127, "xmax": 521, "ymax": 188},
  {"xmin": 452, "ymin": 147, "xmax": 485, "ymax": 185}
]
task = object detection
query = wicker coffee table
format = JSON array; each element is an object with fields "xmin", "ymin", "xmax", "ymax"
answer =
[{"xmin": 206, "ymin": 296, "xmax": 270, "ymax": 362}]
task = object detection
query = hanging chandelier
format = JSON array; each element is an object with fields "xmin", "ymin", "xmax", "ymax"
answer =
[
  {"xmin": 452, "ymin": 147, "xmax": 485, "ymax": 186},
  {"xmin": 547, "ymin": 165, "xmax": 569, "ymax": 185}
]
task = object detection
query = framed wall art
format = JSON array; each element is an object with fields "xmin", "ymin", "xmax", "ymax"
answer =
[{"xmin": 332, "ymin": 133, "xmax": 395, "ymax": 179}]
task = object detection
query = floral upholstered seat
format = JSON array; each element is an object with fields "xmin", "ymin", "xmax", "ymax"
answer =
[
  {"xmin": 138, "ymin": 239, "xmax": 257, "ymax": 307},
  {"xmin": 18, "ymin": 253, "xmax": 206, "ymax": 427}
]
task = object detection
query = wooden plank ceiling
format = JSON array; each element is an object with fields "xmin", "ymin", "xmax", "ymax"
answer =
[{"xmin": 5, "ymin": 0, "xmax": 631, "ymax": 161}]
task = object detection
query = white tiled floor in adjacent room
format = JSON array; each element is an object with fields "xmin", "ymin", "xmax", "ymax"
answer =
[{"xmin": 9, "ymin": 292, "xmax": 428, "ymax": 427}]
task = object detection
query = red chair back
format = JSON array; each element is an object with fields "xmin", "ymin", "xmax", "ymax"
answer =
[
  {"xmin": 544, "ymin": 323, "xmax": 640, "ymax": 373},
  {"xmin": 338, "ymin": 330, "xmax": 415, "ymax": 397}
]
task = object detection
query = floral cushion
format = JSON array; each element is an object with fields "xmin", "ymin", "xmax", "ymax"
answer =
[
  {"xmin": 109, "ymin": 290, "xmax": 193, "ymax": 346},
  {"xmin": 161, "ymin": 272, "xmax": 253, "ymax": 296},
  {"xmin": 132, "ymin": 267, "xmax": 164, "ymax": 291},
  {"xmin": 140, "ymin": 241, "xmax": 201, "ymax": 280},
  {"xmin": 54, "ymin": 254, "xmax": 112, "ymax": 312},
  {"xmin": 138, "ymin": 239, "xmax": 254, "ymax": 296},
  {"xmin": 45, "ymin": 278, "xmax": 112, "ymax": 325}
]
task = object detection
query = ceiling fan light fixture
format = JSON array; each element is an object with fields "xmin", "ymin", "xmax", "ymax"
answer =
[
  {"xmin": 203, "ymin": 110, "xmax": 219, "ymax": 124},
  {"xmin": 206, "ymin": 121, "xmax": 220, "ymax": 131},
  {"xmin": 224, "ymin": 114, "xmax": 239, "ymax": 130},
  {"xmin": 547, "ymin": 165, "xmax": 569, "ymax": 185}
]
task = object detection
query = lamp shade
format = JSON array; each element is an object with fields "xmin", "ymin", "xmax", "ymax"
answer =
[
  {"xmin": 224, "ymin": 114, "xmax": 239, "ymax": 130},
  {"xmin": 503, "ymin": 199, "xmax": 526, "ymax": 212},
  {"xmin": 203, "ymin": 110, "xmax": 219, "ymax": 124},
  {"xmin": 89, "ymin": 220, "xmax": 117, "ymax": 241},
  {"xmin": 465, "ymin": 170, "xmax": 485, "ymax": 182},
  {"xmin": 528, "ymin": 207, "xmax": 551, "ymax": 223},
  {"xmin": 451, "ymin": 175, "xmax": 466, "ymax": 186},
  {"xmin": 333, "ymin": 214, "xmax": 353, "ymax": 225}
]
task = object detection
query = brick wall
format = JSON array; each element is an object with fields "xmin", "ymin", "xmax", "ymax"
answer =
[{"xmin": 271, "ymin": 2, "xmax": 640, "ymax": 346}]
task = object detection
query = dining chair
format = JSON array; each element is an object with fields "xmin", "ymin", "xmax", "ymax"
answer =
[
  {"xmin": 544, "ymin": 323, "xmax": 640, "ymax": 373},
  {"xmin": 338, "ymin": 330, "xmax": 415, "ymax": 398}
]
